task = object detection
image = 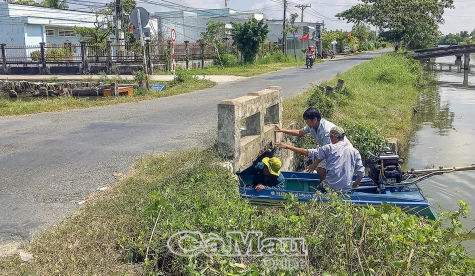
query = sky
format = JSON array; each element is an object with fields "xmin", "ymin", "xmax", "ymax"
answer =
[{"xmin": 67, "ymin": 0, "xmax": 475, "ymax": 35}]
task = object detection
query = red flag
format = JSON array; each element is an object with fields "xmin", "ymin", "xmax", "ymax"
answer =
[
  {"xmin": 129, "ymin": 25, "xmax": 134, "ymax": 34},
  {"xmin": 300, "ymin": 33, "xmax": 309, "ymax": 41},
  {"xmin": 347, "ymin": 33, "xmax": 352, "ymax": 39}
]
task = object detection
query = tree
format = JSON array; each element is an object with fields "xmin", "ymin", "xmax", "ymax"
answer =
[
  {"xmin": 286, "ymin": 13, "xmax": 299, "ymax": 60},
  {"xmin": 201, "ymin": 20, "xmax": 227, "ymax": 69},
  {"xmin": 73, "ymin": 11, "xmax": 112, "ymax": 45},
  {"xmin": 336, "ymin": 0, "xmax": 454, "ymax": 49},
  {"xmin": 40, "ymin": 0, "xmax": 68, "ymax": 9},
  {"xmin": 231, "ymin": 19, "xmax": 269, "ymax": 63}
]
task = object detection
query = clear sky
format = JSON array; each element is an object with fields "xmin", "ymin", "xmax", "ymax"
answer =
[{"xmin": 68, "ymin": 0, "xmax": 474, "ymax": 35}]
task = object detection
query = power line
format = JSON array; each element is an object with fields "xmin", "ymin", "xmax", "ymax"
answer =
[{"xmin": 295, "ymin": 4, "xmax": 311, "ymax": 22}]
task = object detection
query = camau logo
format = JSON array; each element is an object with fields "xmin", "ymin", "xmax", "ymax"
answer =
[{"xmin": 167, "ymin": 231, "xmax": 308, "ymax": 258}]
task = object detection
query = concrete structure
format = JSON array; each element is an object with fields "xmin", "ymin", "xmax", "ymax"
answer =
[
  {"xmin": 413, "ymin": 44, "xmax": 474, "ymax": 86},
  {"xmin": 218, "ymin": 86, "xmax": 284, "ymax": 173},
  {"xmin": 266, "ymin": 20, "xmax": 324, "ymax": 57},
  {"xmin": 154, "ymin": 8, "xmax": 264, "ymax": 43}
]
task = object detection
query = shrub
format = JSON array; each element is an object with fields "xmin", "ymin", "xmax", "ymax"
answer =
[
  {"xmin": 217, "ymin": 54, "xmax": 238, "ymax": 67},
  {"xmin": 337, "ymin": 121, "xmax": 388, "ymax": 160},
  {"xmin": 30, "ymin": 47, "xmax": 74, "ymax": 62},
  {"xmin": 306, "ymin": 87, "xmax": 335, "ymax": 118},
  {"xmin": 132, "ymin": 70, "xmax": 145, "ymax": 84},
  {"xmin": 170, "ymin": 70, "xmax": 200, "ymax": 86}
]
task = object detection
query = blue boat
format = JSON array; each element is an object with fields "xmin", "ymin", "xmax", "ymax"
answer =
[
  {"xmin": 238, "ymin": 171, "xmax": 437, "ymax": 220},
  {"xmin": 238, "ymin": 150, "xmax": 475, "ymax": 221}
]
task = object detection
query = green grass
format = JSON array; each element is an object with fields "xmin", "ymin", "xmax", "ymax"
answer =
[
  {"xmin": 157, "ymin": 58, "xmax": 320, "ymax": 77},
  {"xmin": 283, "ymin": 53, "xmax": 429, "ymax": 155},
  {"xmin": 1, "ymin": 149, "xmax": 474, "ymax": 275},
  {"xmin": 0, "ymin": 79, "xmax": 215, "ymax": 117}
]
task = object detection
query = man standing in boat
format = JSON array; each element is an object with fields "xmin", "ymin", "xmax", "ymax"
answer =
[
  {"xmin": 274, "ymin": 107, "xmax": 352, "ymax": 182},
  {"xmin": 276, "ymin": 126, "xmax": 364, "ymax": 193},
  {"xmin": 252, "ymin": 157, "xmax": 285, "ymax": 192}
]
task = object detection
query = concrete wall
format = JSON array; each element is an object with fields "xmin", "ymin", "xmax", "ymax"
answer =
[
  {"xmin": 25, "ymin": 24, "xmax": 45, "ymax": 45},
  {"xmin": 218, "ymin": 86, "xmax": 284, "ymax": 173},
  {"xmin": 0, "ymin": 18, "xmax": 26, "ymax": 46}
]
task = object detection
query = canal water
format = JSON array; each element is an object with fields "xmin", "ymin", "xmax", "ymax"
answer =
[{"xmin": 407, "ymin": 56, "xmax": 475, "ymax": 255}]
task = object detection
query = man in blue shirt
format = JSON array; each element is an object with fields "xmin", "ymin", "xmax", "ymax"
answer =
[
  {"xmin": 276, "ymin": 126, "xmax": 364, "ymax": 193},
  {"xmin": 252, "ymin": 157, "xmax": 285, "ymax": 192},
  {"xmin": 275, "ymin": 108, "xmax": 351, "ymax": 182}
]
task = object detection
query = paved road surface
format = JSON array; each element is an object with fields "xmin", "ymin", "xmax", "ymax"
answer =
[{"xmin": 0, "ymin": 50, "xmax": 389, "ymax": 249}]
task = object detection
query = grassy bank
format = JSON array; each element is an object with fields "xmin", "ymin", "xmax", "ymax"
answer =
[
  {"xmin": 0, "ymin": 77, "xmax": 215, "ymax": 117},
  {"xmin": 2, "ymin": 149, "xmax": 474, "ymax": 275},
  {"xmin": 283, "ymin": 53, "xmax": 432, "ymax": 157}
]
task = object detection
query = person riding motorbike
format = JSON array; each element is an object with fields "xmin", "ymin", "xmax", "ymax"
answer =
[{"xmin": 305, "ymin": 46, "xmax": 316, "ymax": 67}]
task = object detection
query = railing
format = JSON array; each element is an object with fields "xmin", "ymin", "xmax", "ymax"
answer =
[{"xmin": 0, "ymin": 41, "xmax": 218, "ymax": 74}]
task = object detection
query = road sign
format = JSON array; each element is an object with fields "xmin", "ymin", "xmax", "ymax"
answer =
[
  {"xmin": 171, "ymin": 29, "xmax": 176, "ymax": 42},
  {"xmin": 151, "ymin": 84, "xmax": 165, "ymax": 91},
  {"xmin": 130, "ymin": 7, "xmax": 149, "ymax": 28}
]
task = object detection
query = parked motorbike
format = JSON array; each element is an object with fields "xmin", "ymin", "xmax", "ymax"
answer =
[
  {"xmin": 329, "ymin": 50, "xmax": 335, "ymax": 59},
  {"xmin": 305, "ymin": 54, "xmax": 314, "ymax": 69}
]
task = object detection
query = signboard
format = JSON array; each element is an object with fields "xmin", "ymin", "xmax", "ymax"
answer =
[
  {"xmin": 151, "ymin": 84, "xmax": 165, "ymax": 91},
  {"xmin": 171, "ymin": 29, "xmax": 176, "ymax": 42},
  {"xmin": 171, "ymin": 29, "xmax": 176, "ymax": 73},
  {"xmin": 130, "ymin": 7, "xmax": 149, "ymax": 28}
]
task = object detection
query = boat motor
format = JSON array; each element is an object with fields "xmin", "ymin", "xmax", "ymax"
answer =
[{"xmin": 367, "ymin": 148, "xmax": 404, "ymax": 185}]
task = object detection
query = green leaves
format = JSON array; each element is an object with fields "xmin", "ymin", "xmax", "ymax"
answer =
[
  {"xmin": 336, "ymin": 0, "xmax": 455, "ymax": 49},
  {"xmin": 231, "ymin": 19, "xmax": 269, "ymax": 63}
]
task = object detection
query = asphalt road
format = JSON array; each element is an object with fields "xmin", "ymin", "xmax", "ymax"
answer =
[{"xmin": 0, "ymin": 50, "xmax": 389, "ymax": 247}]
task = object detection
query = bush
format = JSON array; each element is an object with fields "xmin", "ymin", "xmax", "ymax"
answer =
[
  {"xmin": 337, "ymin": 121, "xmax": 387, "ymax": 160},
  {"xmin": 132, "ymin": 70, "xmax": 145, "ymax": 84},
  {"xmin": 217, "ymin": 54, "xmax": 238, "ymax": 67},
  {"xmin": 306, "ymin": 87, "xmax": 335, "ymax": 118},
  {"xmin": 170, "ymin": 70, "xmax": 200, "ymax": 86},
  {"xmin": 30, "ymin": 47, "xmax": 74, "ymax": 62}
]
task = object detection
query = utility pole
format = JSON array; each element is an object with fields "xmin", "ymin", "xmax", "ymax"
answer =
[
  {"xmin": 115, "ymin": 0, "xmax": 123, "ymax": 45},
  {"xmin": 295, "ymin": 4, "xmax": 311, "ymax": 22},
  {"xmin": 224, "ymin": 0, "xmax": 229, "ymax": 8},
  {"xmin": 282, "ymin": 0, "xmax": 287, "ymax": 54}
]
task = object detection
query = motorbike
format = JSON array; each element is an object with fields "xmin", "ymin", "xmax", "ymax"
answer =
[
  {"xmin": 329, "ymin": 50, "xmax": 335, "ymax": 59},
  {"xmin": 305, "ymin": 54, "xmax": 314, "ymax": 69}
]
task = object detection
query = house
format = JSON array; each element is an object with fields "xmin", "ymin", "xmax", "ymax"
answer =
[
  {"xmin": 0, "ymin": 2, "xmax": 100, "ymax": 47},
  {"xmin": 266, "ymin": 20, "xmax": 324, "ymax": 57},
  {"xmin": 154, "ymin": 8, "xmax": 265, "ymax": 43}
]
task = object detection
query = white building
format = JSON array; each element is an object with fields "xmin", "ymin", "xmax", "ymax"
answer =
[
  {"xmin": 154, "ymin": 8, "xmax": 265, "ymax": 43},
  {"xmin": 0, "ymin": 2, "xmax": 101, "ymax": 47}
]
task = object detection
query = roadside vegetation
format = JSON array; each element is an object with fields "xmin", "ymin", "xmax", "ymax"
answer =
[
  {"xmin": 0, "ymin": 73, "xmax": 215, "ymax": 117},
  {"xmin": 282, "ymin": 53, "xmax": 433, "ymax": 160},
  {"xmin": 2, "ymin": 53, "xmax": 475, "ymax": 275},
  {"xmin": 1, "ymin": 148, "xmax": 474, "ymax": 275}
]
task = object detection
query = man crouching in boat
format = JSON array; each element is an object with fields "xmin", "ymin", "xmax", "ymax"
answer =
[
  {"xmin": 252, "ymin": 157, "xmax": 285, "ymax": 192},
  {"xmin": 276, "ymin": 126, "xmax": 364, "ymax": 194}
]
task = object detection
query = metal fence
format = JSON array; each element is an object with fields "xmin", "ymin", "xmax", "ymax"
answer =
[{"xmin": 0, "ymin": 41, "xmax": 219, "ymax": 74}]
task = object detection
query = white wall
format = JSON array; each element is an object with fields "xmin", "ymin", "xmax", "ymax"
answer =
[
  {"xmin": 25, "ymin": 24, "xmax": 45, "ymax": 46},
  {"xmin": 0, "ymin": 21, "xmax": 26, "ymax": 46}
]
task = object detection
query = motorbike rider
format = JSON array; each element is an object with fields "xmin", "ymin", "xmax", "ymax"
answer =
[{"xmin": 305, "ymin": 45, "xmax": 316, "ymax": 67}]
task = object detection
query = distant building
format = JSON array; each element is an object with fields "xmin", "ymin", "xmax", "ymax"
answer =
[
  {"xmin": 0, "ymin": 2, "xmax": 100, "ymax": 47},
  {"xmin": 154, "ymin": 8, "xmax": 265, "ymax": 43}
]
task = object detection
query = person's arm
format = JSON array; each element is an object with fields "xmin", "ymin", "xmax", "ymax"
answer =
[
  {"xmin": 307, "ymin": 158, "xmax": 324, "ymax": 172},
  {"xmin": 276, "ymin": 143, "xmax": 308, "ymax": 156},
  {"xmin": 274, "ymin": 125, "xmax": 305, "ymax": 137},
  {"xmin": 352, "ymin": 151, "xmax": 366, "ymax": 188},
  {"xmin": 306, "ymin": 146, "xmax": 327, "ymax": 172},
  {"xmin": 265, "ymin": 176, "xmax": 285, "ymax": 190}
]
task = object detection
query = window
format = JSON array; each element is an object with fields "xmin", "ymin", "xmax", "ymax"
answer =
[
  {"xmin": 46, "ymin": 29, "xmax": 55, "ymax": 36},
  {"xmin": 58, "ymin": 29, "xmax": 75, "ymax": 37}
]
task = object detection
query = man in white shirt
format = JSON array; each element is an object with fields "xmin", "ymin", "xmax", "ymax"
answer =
[
  {"xmin": 274, "ymin": 107, "xmax": 351, "ymax": 182},
  {"xmin": 276, "ymin": 126, "xmax": 364, "ymax": 193}
]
